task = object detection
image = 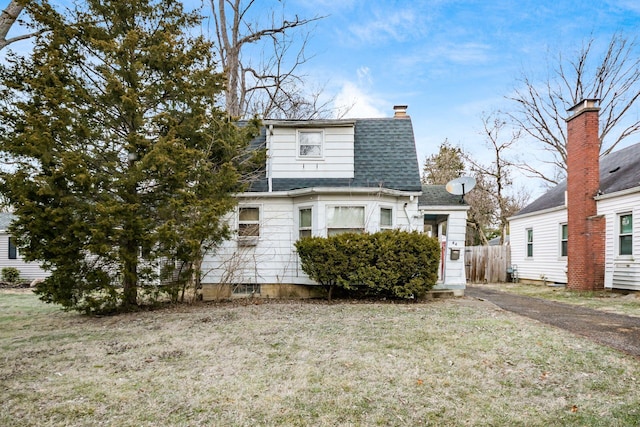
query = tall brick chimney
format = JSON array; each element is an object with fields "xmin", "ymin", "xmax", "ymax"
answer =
[{"xmin": 565, "ymin": 99, "xmax": 605, "ymax": 291}]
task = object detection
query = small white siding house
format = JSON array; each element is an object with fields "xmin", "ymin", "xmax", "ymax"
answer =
[
  {"xmin": 201, "ymin": 106, "xmax": 470, "ymax": 299},
  {"xmin": 0, "ymin": 213, "xmax": 50, "ymax": 282},
  {"xmin": 509, "ymin": 131, "xmax": 640, "ymax": 291},
  {"xmin": 509, "ymin": 206, "xmax": 568, "ymax": 285}
]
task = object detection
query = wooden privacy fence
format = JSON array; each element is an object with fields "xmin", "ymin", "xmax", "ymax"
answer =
[{"xmin": 465, "ymin": 246, "xmax": 510, "ymax": 283}]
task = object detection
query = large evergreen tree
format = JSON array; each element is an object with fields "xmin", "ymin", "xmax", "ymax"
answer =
[{"xmin": 0, "ymin": 0, "xmax": 260, "ymax": 313}]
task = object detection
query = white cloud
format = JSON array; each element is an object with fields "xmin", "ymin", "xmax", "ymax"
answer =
[
  {"xmin": 335, "ymin": 80, "xmax": 387, "ymax": 118},
  {"xmin": 608, "ymin": 0, "xmax": 640, "ymax": 13},
  {"xmin": 442, "ymin": 42, "xmax": 492, "ymax": 64},
  {"xmin": 329, "ymin": 65, "xmax": 388, "ymax": 118},
  {"xmin": 356, "ymin": 66, "xmax": 372, "ymax": 85},
  {"xmin": 347, "ymin": 9, "xmax": 422, "ymax": 44}
]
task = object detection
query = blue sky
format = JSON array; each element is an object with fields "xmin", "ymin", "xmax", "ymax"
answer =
[
  {"xmin": 286, "ymin": 0, "xmax": 640, "ymax": 196},
  {"xmin": 4, "ymin": 0, "xmax": 640, "ymax": 197}
]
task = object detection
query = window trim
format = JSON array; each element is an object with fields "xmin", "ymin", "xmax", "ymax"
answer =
[
  {"xmin": 326, "ymin": 205, "xmax": 365, "ymax": 236},
  {"xmin": 380, "ymin": 207, "xmax": 393, "ymax": 229},
  {"xmin": 618, "ymin": 212, "xmax": 633, "ymax": 257},
  {"xmin": 8, "ymin": 236, "xmax": 17, "ymax": 260},
  {"xmin": 560, "ymin": 223, "xmax": 568, "ymax": 258},
  {"xmin": 296, "ymin": 129, "xmax": 324, "ymax": 159},
  {"xmin": 238, "ymin": 205, "xmax": 260, "ymax": 246},
  {"xmin": 298, "ymin": 207, "xmax": 313, "ymax": 239},
  {"xmin": 526, "ymin": 228, "xmax": 533, "ymax": 258}
]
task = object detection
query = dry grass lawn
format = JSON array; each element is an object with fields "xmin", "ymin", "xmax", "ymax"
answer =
[{"xmin": 1, "ymin": 289, "xmax": 639, "ymax": 426}]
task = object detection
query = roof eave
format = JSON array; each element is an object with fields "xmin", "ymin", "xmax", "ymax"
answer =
[
  {"xmin": 238, "ymin": 187, "xmax": 422, "ymax": 198},
  {"xmin": 508, "ymin": 204, "xmax": 566, "ymax": 221},
  {"xmin": 263, "ymin": 119, "xmax": 356, "ymax": 128},
  {"xmin": 595, "ymin": 185, "xmax": 640, "ymax": 201},
  {"xmin": 419, "ymin": 204, "xmax": 470, "ymax": 212}
]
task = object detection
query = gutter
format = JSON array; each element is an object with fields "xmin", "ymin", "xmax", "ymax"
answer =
[
  {"xmin": 594, "ymin": 185, "xmax": 640, "ymax": 201},
  {"xmin": 507, "ymin": 204, "xmax": 566, "ymax": 221},
  {"xmin": 236, "ymin": 187, "xmax": 423, "ymax": 199}
]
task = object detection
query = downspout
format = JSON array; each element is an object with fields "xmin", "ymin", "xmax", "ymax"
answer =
[
  {"xmin": 403, "ymin": 202, "xmax": 412, "ymax": 231},
  {"xmin": 267, "ymin": 124, "xmax": 273, "ymax": 192}
]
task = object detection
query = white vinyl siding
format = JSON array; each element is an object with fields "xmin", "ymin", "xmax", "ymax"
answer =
[
  {"xmin": 204, "ymin": 198, "xmax": 306, "ymax": 285},
  {"xmin": 202, "ymin": 195, "xmax": 431, "ymax": 288},
  {"xmin": 269, "ymin": 126, "xmax": 355, "ymax": 179},
  {"xmin": 598, "ymin": 192, "xmax": 640, "ymax": 290},
  {"xmin": 436, "ymin": 209, "xmax": 468, "ymax": 288},
  {"xmin": 0, "ymin": 232, "xmax": 50, "ymax": 281},
  {"xmin": 509, "ymin": 208, "xmax": 568, "ymax": 284}
]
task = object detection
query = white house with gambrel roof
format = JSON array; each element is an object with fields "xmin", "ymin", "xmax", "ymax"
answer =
[{"xmin": 200, "ymin": 106, "xmax": 470, "ymax": 299}]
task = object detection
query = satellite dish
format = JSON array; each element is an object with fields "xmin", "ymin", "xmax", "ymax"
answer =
[{"xmin": 445, "ymin": 176, "xmax": 476, "ymax": 202}]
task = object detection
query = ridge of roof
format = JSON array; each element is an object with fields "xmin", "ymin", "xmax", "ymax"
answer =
[{"xmin": 514, "ymin": 141, "xmax": 640, "ymax": 216}]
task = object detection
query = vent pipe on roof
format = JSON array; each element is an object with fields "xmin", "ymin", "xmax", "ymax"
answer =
[{"xmin": 393, "ymin": 105, "xmax": 409, "ymax": 118}]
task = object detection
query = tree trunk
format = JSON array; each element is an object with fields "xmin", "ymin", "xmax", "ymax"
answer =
[
  {"xmin": 0, "ymin": 1, "xmax": 24, "ymax": 51},
  {"xmin": 122, "ymin": 237, "xmax": 138, "ymax": 307}
]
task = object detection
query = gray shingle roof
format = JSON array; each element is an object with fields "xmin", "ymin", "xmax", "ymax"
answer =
[
  {"xmin": 247, "ymin": 118, "xmax": 422, "ymax": 192},
  {"xmin": 418, "ymin": 185, "xmax": 466, "ymax": 206},
  {"xmin": 514, "ymin": 142, "xmax": 640, "ymax": 216},
  {"xmin": 0, "ymin": 213, "xmax": 15, "ymax": 231}
]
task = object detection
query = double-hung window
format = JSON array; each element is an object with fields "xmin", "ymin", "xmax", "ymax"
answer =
[
  {"xmin": 299, "ymin": 208, "xmax": 312, "ymax": 238},
  {"xmin": 8, "ymin": 237, "xmax": 17, "ymax": 259},
  {"xmin": 526, "ymin": 228, "xmax": 533, "ymax": 258},
  {"xmin": 619, "ymin": 213, "xmax": 633, "ymax": 256},
  {"xmin": 238, "ymin": 207, "xmax": 260, "ymax": 246},
  {"xmin": 297, "ymin": 130, "xmax": 323, "ymax": 158},
  {"xmin": 327, "ymin": 206, "xmax": 365, "ymax": 236},
  {"xmin": 560, "ymin": 223, "xmax": 568, "ymax": 257},
  {"xmin": 380, "ymin": 207, "xmax": 393, "ymax": 229}
]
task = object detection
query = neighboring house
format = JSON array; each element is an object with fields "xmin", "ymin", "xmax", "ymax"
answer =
[
  {"xmin": 200, "ymin": 106, "xmax": 470, "ymax": 299},
  {"xmin": 509, "ymin": 99, "xmax": 640, "ymax": 291},
  {"xmin": 0, "ymin": 213, "xmax": 50, "ymax": 282}
]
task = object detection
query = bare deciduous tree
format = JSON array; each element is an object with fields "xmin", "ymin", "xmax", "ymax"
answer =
[
  {"xmin": 1, "ymin": 1, "xmax": 30, "ymax": 51},
  {"xmin": 210, "ymin": 0, "xmax": 332, "ymax": 119},
  {"xmin": 509, "ymin": 33, "xmax": 640, "ymax": 184},
  {"xmin": 465, "ymin": 113, "xmax": 529, "ymax": 245}
]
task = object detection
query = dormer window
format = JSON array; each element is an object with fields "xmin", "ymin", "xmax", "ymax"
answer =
[{"xmin": 297, "ymin": 130, "xmax": 323, "ymax": 158}]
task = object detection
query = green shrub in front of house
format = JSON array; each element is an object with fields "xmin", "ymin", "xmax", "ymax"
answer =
[
  {"xmin": 1, "ymin": 267, "xmax": 21, "ymax": 284},
  {"xmin": 295, "ymin": 230, "xmax": 440, "ymax": 301}
]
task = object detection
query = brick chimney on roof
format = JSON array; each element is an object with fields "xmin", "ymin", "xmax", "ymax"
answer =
[
  {"xmin": 393, "ymin": 105, "xmax": 409, "ymax": 118},
  {"xmin": 565, "ymin": 98, "xmax": 605, "ymax": 291}
]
